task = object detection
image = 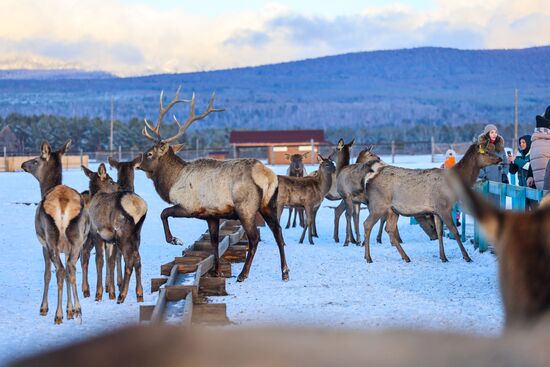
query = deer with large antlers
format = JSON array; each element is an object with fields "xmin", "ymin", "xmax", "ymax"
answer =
[{"xmin": 138, "ymin": 87, "xmax": 289, "ymax": 281}]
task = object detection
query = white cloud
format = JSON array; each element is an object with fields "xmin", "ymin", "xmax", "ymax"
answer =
[{"xmin": 0, "ymin": 0, "xmax": 548, "ymax": 76}]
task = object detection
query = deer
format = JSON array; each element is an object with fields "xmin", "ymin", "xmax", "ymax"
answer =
[
  {"xmin": 276, "ymin": 154, "xmax": 336, "ymax": 244},
  {"xmin": 362, "ymin": 143, "xmax": 502, "ymax": 263},
  {"xmin": 21, "ymin": 140, "xmax": 90, "ymax": 324},
  {"xmin": 452, "ymin": 177, "xmax": 550, "ymax": 328},
  {"xmin": 137, "ymin": 87, "xmax": 289, "ymax": 282},
  {"xmin": 82, "ymin": 163, "xmax": 147, "ymax": 303},
  {"xmin": 284, "ymin": 152, "xmax": 309, "ymax": 229}
]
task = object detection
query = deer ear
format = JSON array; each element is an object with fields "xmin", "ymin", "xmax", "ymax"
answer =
[
  {"xmin": 348, "ymin": 139, "xmax": 355, "ymax": 147},
  {"xmin": 82, "ymin": 165, "xmax": 94, "ymax": 178},
  {"xmin": 317, "ymin": 153, "xmax": 326, "ymax": 162},
  {"xmin": 302, "ymin": 151, "xmax": 310, "ymax": 159},
  {"xmin": 284, "ymin": 153, "xmax": 291, "ymax": 160},
  {"xmin": 98, "ymin": 163, "xmax": 107, "ymax": 179},
  {"xmin": 59, "ymin": 139, "xmax": 71, "ymax": 155},
  {"xmin": 41, "ymin": 141, "xmax": 51, "ymax": 160},
  {"xmin": 337, "ymin": 139, "xmax": 344, "ymax": 150},
  {"xmin": 108, "ymin": 156, "xmax": 119, "ymax": 169},
  {"xmin": 171, "ymin": 144, "xmax": 184, "ymax": 154},
  {"xmin": 131, "ymin": 155, "xmax": 142, "ymax": 167}
]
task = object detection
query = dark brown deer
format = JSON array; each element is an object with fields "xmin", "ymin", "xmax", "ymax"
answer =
[
  {"xmin": 21, "ymin": 140, "xmax": 90, "ymax": 324},
  {"xmin": 453, "ymin": 177, "xmax": 550, "ymax": 328},
  {"xmin": 82, "ymin": 163, "xmax": 147, "ymax": 303},
  {"xmin": 276, "ymin": 154, "xmax": 336, "ymax": 244},
  {"xmin": 284, "ymin": 152, "xmax": 309, "ymax": 229},
  {"xmin": 363, "ymin": 143, "xmax": 501, "ymax": 263},
  {"xmin": 138, "ymin": 88, "xmax": 289, "ymax": 282}
]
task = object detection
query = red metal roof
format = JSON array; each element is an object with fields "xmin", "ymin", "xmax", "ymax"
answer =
[{"xmin": 230, "ymin": 130, "xmax": 325, "ymax": 144}]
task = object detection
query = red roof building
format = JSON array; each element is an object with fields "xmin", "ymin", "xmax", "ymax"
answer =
[{"xmin": 229, "ymin": 130, "xmax": 325, "ymax": 165}]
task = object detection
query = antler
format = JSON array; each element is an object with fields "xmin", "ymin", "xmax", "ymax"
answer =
[
  {"xmin": 163, "ymin": 92, "xmax": 224, "ymax": 144},
  {"xmin": 142, "ymin": 86, "xmax": 192, "ymax": 142}
]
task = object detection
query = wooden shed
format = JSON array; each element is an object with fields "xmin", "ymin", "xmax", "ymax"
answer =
[{"xmin": 229, "ymin": 130, "xmax": 325, "ymax": 165}]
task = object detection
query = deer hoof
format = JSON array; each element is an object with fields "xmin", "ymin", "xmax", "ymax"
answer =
[
  {"xmin": 40, "ymin": 307, "xmax": 48, "ymax": 316},
  {"xmin": 169, "ymin": 237, "xmax": 184, "ymax": 246},
  {"xmin": 137, "ymin": 295, "xmax": 144, "ymax": 303},
  {"xmin": 440, "ymin": 257, "xmax": 449, "ymax": 263},
  {"xmin": 95, "ymin": 294, "xmax": 102, "ymax": 302},
  {"xmin": 109, "ymin": 292, "xmax": 116, "ymax": 300},
  {"xmin": 365, "ymin": 256, "xmax": 373, "ymax": 263},
  {"xmin": 236, "ymin": 274, "xmax": 247, "ymax": 282},
  {"xmin": 66, "ymin": 310, "xmax": 74, "ymax": 320},
  {"xmin": 83, "ymin": 289, "xmax": 90, "ymax": 298},
  {"xmin": 334, "ymin": 236, "xmax": 340, "ymax": 243},
  {"xmin": 117, "ymin": 295, "xmax": 126, "ymax": 304},
  {"xmin": 54, "ymin": 316, "xmax": 63, "ymax": 325},
  {"xmin": 463, "ymin": 256, "xmax": 472, "ymax": 263},
  {"xmin": 282, "ymin": 270, "xmax": 290, "ymax": 282},
  {"xmin": 74, "ymin": 308, "xmax": 81, "ymax": 318},
  {"xmin": 403, "ymin": 257, "xmax": 411, "ymax": 263}
]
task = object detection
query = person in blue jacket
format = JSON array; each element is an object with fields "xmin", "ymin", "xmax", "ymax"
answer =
[{"xmin": 508, "ymin": 135, "xmax": 534, "ymax": 187}]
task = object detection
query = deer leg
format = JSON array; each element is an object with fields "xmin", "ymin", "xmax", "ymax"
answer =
[
  {"xmin": 304, "ymin": 206, "xmax": 314, "ymax": 245},
  {"xmin": 40, "ymin": 246, "xmax": 51, "ymax": 316},
  {"xmin": 298, "ymin": 208, "xmax": 305, "ymax": 228},
  {"xmin": 117, "ymin": 243, "xmax": 133, "ymax": 304},
  {"xmin": 362, "ymin": 207, "xmax": 385, "ymax": 263},
  {"xmin": 285, "ymin": 207, "xmax": 293, "ymax": 229},
  {"xmin": 343, "ymin": 197, "xmax": 357, "ymax": 246},
  {"xmin": 260, "ymin": 204, "xmax": 290, "ymax": 281},
  {"xmin": 236, "ymin": 216, "xmax": 260, "ymax": 282},
  {"xmin": 49, "ymin": 249, "xmax": 65, "ymax": 325},
  {"xmin": 160, "ymin": 205, "xmax": 189, "ymax": 246},
  {"xmin": 67, "ymin": 249, "xmax": 81, "ymax": 318},
  {"xmin": 385, "ymin": 211, "xmax": 410, "ymax": 262},
  {"xmin": 105, "ymin": 243, "xmax": 113, "ymax": 295},
  {"xmin": 107, "ymin": 243, "xmax": 117, "ymax": 300},
  {"xmin": 207, "ymin": 218, "xmax": 223, "ymax": 277},
  {"xmin": 293, "ymin": 207, "xmax": 299, "ymax": 228},
  {"xmin": 353, "ymin": 203, "xmax": 361, "ymax": 245},
  {"xmin": 134, "ymin": 249, "xmax": 143, "ymax": 303},
  {"xmin": 434, "ymin": 215, "xmax": 448, "ymax": 263},
  {"xmin": 376, "ymin": 216, "xmax": 385, "ymax": 244},
  {"xmin": 64, "ymin": 261, "xmax": 74, "ymax": 320},
  {"xmin": 116, "ymin": 248, "xmax": 123, "ymax": 293},
  {"xmin": 80, "ymin": 235, "xmax": 92, "ymax": 298},
  {"xmin": 440, "ymin": 211, "xmax": 472, "ymax": 262},
  {"xmin": 312, "ymin": 206, "xmax": 320, "ymax": 237},
  {"xmin": 333, "ymin": 200, "xmax": 346, "ymax": 243},
  {"xmin": 95, "ymin": 239, "xmax": 104, "ymax": 301}
]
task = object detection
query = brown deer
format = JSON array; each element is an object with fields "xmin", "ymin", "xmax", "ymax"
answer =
[
  {"xmin": 277, "ymin": 154, "xmax": 336, "ymax": 244},
  {"xmin": 453, "ymin": 177, "xmax": 550, "ymax": 328},
  {"xmin": 21, "ymin": 140, "xmax": 90, "ymax": 324},
  {"xmin": 362, "ymin": 143, "xmax": 501, "ymax": 263},
  {"xmin": 82, "ymin": 163, "xmax": 147, "ymax": 303},
  {"xmin": 138, "ymin": 88, "xmax": 289, "ymax": 282},
  {"xmin": 284, "ymin": 152, "xmax": 309, "ymax": 229}
]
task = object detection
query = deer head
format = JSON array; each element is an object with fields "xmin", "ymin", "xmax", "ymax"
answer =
[
  {"xmin": 108, "ymin": 156, "xmax": 142, "ymax": 192},
  {"xmin": 336, "ymin": 138, "xmax": 355, "ymax": 151},
  {"xmin": 285, "ymin": 152, "xmax": 310, "ymax": 173},
  {"xmin": 82, "ymin": 163, "xmax": 119, "ymax": 196},
  {"xmin": 138, "ymin": 87, "xmax": 224, "ymax": 175},
  {"xmin": 317, "ymin": 154, "xmax": 336, "ymax": 175},
  {"xmin": 476, "ymin": 144, "xmax": 502, "ymax": 168},
  {"xmin": 21, "ymin": 140, "xmax": 71, "ymax": 196}
]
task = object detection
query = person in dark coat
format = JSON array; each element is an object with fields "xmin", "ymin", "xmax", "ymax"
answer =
[
  {"xmin": 544, "ymin": 159, "xmax": 550, "ymax": 191},
  {"xmin": 508, "ymin": 135, "xmax": 534, "ymax": 187},
  {"xmin": 531, "ymin": 106, "xmax": 550, "ymax": 189},
  {"xmin": 478, "ymin": 124, "xmax": 509, "ymax": 183}
]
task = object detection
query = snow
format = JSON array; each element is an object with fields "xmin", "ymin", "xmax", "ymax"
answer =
[{"xmin": 0, "ymin": 154, "xmax": 503, "ymax": 365}]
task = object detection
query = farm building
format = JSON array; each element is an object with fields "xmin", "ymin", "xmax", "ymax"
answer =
[{"xmin": 229, "ymin": 129, "xmax": 325, "ymax": 165}]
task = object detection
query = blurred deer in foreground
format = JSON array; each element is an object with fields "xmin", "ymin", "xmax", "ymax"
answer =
[
  {"xmin": 138, "ymin": 87, "xmax": 289, "ymax": 281},
  {"xmin": 83, "ymin": 163, "xmax": 147, "ymax": 303},
  {"xmin": 21, "ymin": 140, "xmax": 90, "ymax": 324},
  {"xmin": 284, "ymin": 152, "xmax": 309, "ymax": 229},
  {"xmin": 453, "ymin": 176, "xmax": 550, "ymax": 328}
]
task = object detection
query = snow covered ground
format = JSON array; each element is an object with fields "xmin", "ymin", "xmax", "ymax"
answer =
[{"xmin": 0, "ymin": 154, "xmax": 503, "ymax": 365}]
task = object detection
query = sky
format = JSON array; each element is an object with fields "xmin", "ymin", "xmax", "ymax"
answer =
[{"xmin": 0, "ymin": 0, "xmax": 548, "ymax": 76}]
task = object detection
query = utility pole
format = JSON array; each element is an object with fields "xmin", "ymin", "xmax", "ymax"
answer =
[
  {"xmin": 514, "ymin": 89, "xmax": 519, "ymax": 155},
  {"xmin": 109, "ymin": 96, "xmax": 114, "ymax": 153}
]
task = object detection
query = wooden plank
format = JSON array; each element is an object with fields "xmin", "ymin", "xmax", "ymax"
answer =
[
  {"xmin": 151, "ymin": 277, "xmax": 168, "ymax": 293},
  {"xmin": 182, "ymin": 292, "xmax": 194, "ymax": 326},
  {"xmin": 182, "ymin": 250, "xmax": 210, "ymax": 259},
  {"xmin": 222, "ymin": 245, "xmax": 247, "ymax": 262},
  {"xmin": 165, "ymin": 285, "xmax": 194, "ymax": 301},
  {"xmin": 174, "ymin": 256, "xmax": 203, "ymax": 265},
  {"xmin": 160, "ymin": 261, "xmax": 175, "ymax": 276},
  {"xmin": 192, "ymin": 303, "xmax": 230, "ymax": 325},
  {"xmin": 139, "ymin": 305, "xmax": 155, "ymax": 322},
  {"xmin": 198, "ymin": 255, "xmax": 215, "ymax": 277},
  {"xmin": 150, "ymin": 288, "xmax": 167, "ymax": 324},
  {"xmin": 199, "ymin": 277, "xmax": 227, "ymax": 296}
]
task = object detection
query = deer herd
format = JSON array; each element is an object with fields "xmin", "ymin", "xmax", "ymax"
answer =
[{"xmin": 20, "ymin": 87, "xmax": 550, "ymax": 333}]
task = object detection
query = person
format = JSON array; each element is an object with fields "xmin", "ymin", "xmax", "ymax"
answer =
[
  {"xmin": 441, "ymin": 149, "xmax": 461, "ymax": 226},
  {"xmin": 531, "ymin": 106, "xmax": 550, "ymax": 189},
  {"xmin": 508, "ymin": 135, "xmax": 534, "ymax": 187},
  {"xmin": 544, "ymin": 159, "xmax": 550, "ymax": 191},
  {"xmin": 478, "ymin": 124, "xmax": 509, "ymax": 183}
]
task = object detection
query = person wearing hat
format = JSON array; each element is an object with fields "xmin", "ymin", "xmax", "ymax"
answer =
[
  {"xmin": 530, "ymin": 106, "xmax": 550, "ymax": 189},
  {"xmin": 508, "ymin": 135, "xmax": 534, "ymax": 187},
  {"xmin": 478, "ymin": 124, "xmax": 509, "ymax": 185}
]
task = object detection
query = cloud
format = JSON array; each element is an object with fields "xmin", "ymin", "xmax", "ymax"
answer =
[{"xmin": 0, "ymin": 0, "xmax": 549, "ymax": 75}]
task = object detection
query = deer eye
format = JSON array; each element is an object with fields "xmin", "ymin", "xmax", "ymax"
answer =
[{"xmin": 147, "ymin": 152, "xmax": 153, "ymax": 159}]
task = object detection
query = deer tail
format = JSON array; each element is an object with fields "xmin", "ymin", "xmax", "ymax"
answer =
[{"xmin": 251, "ymin": 162, "xmax": 278, "ymax": 209}]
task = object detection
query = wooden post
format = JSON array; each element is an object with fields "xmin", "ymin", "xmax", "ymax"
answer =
[
  {"xmin": 514, "ymin": 89, "xmax": 519, "ymax": 155},
  {"xmin": 310, "ymin": 138, "xmax": 315, "ymax": 164},
  {"xmin": 391, "ymin": 140, "xmax": 395, "ymax": 164},
  {"xmin": 80, "ymin": 149, "xmax": 83, "ymax": 167},
  {"xmin": 3, "ymin": 147, "xmax": 7, "ymax": 172},
  {"xmin": 431, "ymin": 136, "xmax": 435, "ymax": 163},
  {"xmin": 118, "ymin": 145, "xmax": 122, "ymax": 161}
]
